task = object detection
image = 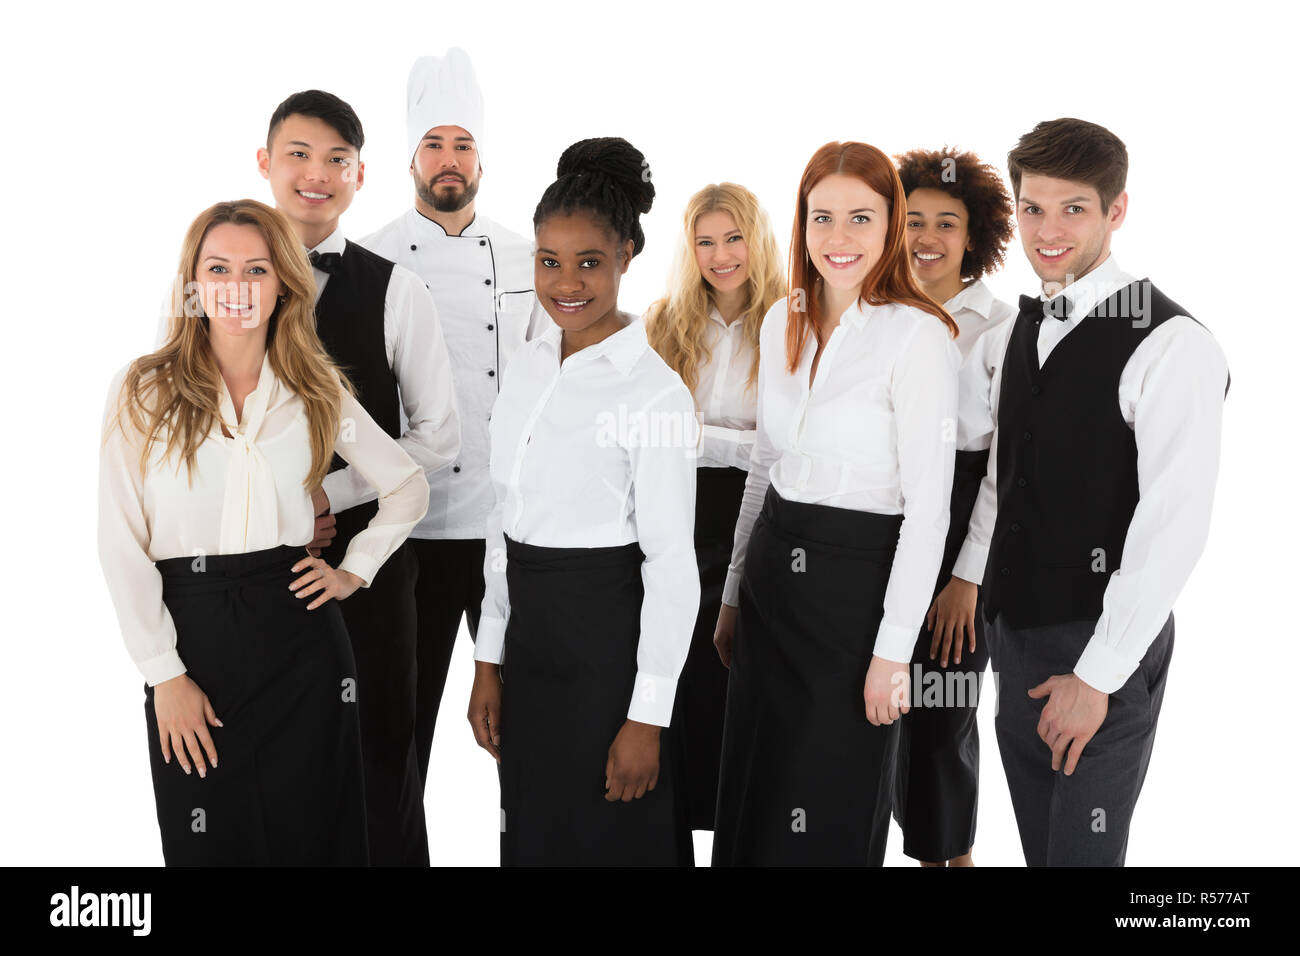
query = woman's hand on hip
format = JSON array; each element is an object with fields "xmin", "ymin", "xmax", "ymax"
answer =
[{"xmin": 289, "ymin": 556, "xmax": 362, "ymax": 608}]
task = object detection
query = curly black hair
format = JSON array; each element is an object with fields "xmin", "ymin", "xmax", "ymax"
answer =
[
  {"xmin": 533, "ymin": 137, "xmax": 655, "ymax": 258},
  {"xmin": 894, "ymin": 147, "xmax": 1014, "ymax": 281}
]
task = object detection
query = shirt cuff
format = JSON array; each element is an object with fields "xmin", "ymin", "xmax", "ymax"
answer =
[
  {"xmin": 951, "ymin": 539, "xmax": 988, "ymax": 586},
  {"xmin": 1073, "ymin": 636, "xmax": 1140, "ymax": 695},
  {"xmin": 873, "ymin": 621, "xmax": 916, "ymax": 664},
  {"xmin": 475, "ymin": 616, "xmax": 507, "ymax": 664},
  {"xmin": 141, "ymin": 649, "xmax": 187, "ymax": 687},
  {"xmin": 626, "ymin": 671, "xmax": 678, "ymax": 727},
  {"xmin": 338, "ymin": 552, "xmax": 378, "ymax": 589},
  {"xmin": 722, "ymin": 570, "xmax": 742, "ymax": 607}
]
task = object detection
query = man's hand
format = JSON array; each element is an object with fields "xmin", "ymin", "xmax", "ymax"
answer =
[{"xmin": 1028, "ymin": 674, "xmax": 1109, "ymax": 775}]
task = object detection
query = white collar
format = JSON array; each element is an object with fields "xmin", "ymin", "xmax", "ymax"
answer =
[
  {"xmin": 1038, "ymin": 254, "xmax": 1134, "ymax": 322},
  {"xmin": 407, "ymin": 206, "xmax": 482, "ymax": 239},
  {"xmin": 945, "ymin": 279, "xmax": 996, "ymax": 321},
  {"xmin": 308, "ymin": 227, "xmax": 346, "ymax": 257},
  {"xmin": 539, "ymin": 311, "xmax": 647, "ymax": 377}
]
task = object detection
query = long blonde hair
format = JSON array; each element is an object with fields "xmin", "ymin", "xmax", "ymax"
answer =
[
  {"xmin": 103, "ymin": 199, "xmax": 354, "ymax": 490},
  {"xmin": 645, "ymin": 183, "xmax": 785, "ymax": 394}
]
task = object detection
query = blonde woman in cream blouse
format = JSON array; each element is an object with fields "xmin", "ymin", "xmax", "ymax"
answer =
[{"xmin": 97, "ymin": 199, "xmax": 428, "ymax": 866}]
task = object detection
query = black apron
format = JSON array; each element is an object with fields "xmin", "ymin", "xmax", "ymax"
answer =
[
  {"xmin": 892, "ymin": 448, "xmax": 991, "ymax": 861},
  {"xmin": 668, "ymin": 465, "xmax": 748, "ymax": 842},
  {"xmin": 499, "ymin": 535, "xmax": 688, "ymax": 866},
  {"xmin": 713, "ymin": 486, "xmax": 903, "ymax": 866},
  {"xmin": 144, "ymin": 544, "xmax": 367, "ymax": 866}
]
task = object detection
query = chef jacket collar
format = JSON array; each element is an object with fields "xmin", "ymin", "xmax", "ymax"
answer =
[{"xmin": 409, "ymin": 206, "xmax": 482, "ymax": 239}]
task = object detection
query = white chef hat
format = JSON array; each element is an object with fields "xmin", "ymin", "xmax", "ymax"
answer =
[{"xmin": 406, "ymin": 48, "xmax": 485, "ymax": 166}]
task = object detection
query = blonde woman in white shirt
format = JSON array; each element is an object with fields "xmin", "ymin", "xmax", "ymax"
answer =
[
  {"xmin": 467, "ymin": 138, "xmax": 699, "ymax": 866},
  {"xmin": 711, "ymin": 142, "xmax": 960, "ymax": 866},
  {"xmin": 643, "ymin": 183, "xmax": 784, "ymax": 859},
  {"xmin": 98, "ymin": 199, "xmax": 428, "ymax": 865}
]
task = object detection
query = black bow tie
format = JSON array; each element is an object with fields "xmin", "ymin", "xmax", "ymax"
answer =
[
  {"xmin": 309, "ymin": 250, "xmax": 342, "ymax": 274},
  {"xmin": 1018, "ymin": 292, "xmax": 1071, "ymax": 322}
]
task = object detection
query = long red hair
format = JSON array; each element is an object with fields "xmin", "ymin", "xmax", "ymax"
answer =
[{"xmin": 786, "ymin": 141, "xmax": 957, "ymax": 372}]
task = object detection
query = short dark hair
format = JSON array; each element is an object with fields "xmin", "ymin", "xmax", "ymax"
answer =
[
  {"xmin": 267, "ymin": 90, "xmax": 364, "ymax": 152},
  {"xmin": 1007, "ymin": 118, "xmax": 1127, "ymax": 211},
  {"xmin": 895, "ymin": 147, "xmax": 1015, "ymax": 281},
  {"xmin": 533, "ymin": 137, "xmax": 655, "ymax": 258}
]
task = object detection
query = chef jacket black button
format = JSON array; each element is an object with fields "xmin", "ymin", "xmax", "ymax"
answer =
[
  {"xmin": 1000, "ymin": 567, "xmax": 1011, "ymax": 576},
  {"xmin": 1023, "ymin": 431, "xmax": 1032, "ymax": 441},
  {"xmin": 487, "ymin": 369, "xmax": 495, "ymax": 377},
  {"xmin": 487, "ymin": 324, "xmax": 494, "ymax": 331},
  {"xmin": 452, "ymin": 465, "xmax": 461, "ymax": 473},
  {"xmin": 483, "ymin": 278, "xmax": 491, "ymax": 286},
  {"xmin": 1011, "ymin": 522, "xmax": 1021, "ymax": 532},
  {"xmin": 479, "ymin": 239, "xmax": 486, "ymax": 246},
  {"xmin": 1031, "ymin": 384, "xmax": 1042, "ymax": 395},
  {"xmin": 1017, "ymin": 477, "xmax": 1027, "ymax": 487},
  {"xmin": 410, "ymin": 244, "xmax": 417, "ymax": 251}
]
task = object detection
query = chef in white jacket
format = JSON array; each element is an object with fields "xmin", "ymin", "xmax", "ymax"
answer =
[{"xmin": 361, "ymin": 49, "xmax": 548, "ymax": 791}]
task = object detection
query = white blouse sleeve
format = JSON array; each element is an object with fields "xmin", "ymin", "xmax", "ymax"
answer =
[
  {"xmin": 722, "ymin": 310, "xmax": 781, "ymax": 607},
  {"xmin": 700, "ymin": 424, "xmax": 759, "ymax": 471},
  {"xmin": 624, "ymin": 381, "xmax": 701, "ymax": 726},
  {"xmin": 96, "ymin": 365, "xmax": 186, "ymax": 686},
  {"xmin": 872, "ymin": 319, "xmax": 960, "ymax": 663},
  {"xmin": 473, "ymin": 474, "xmax": 511, "ymax": 665},
  {"xmin": 331, "ymin": 384, "xmax": 429, "ymax": 588}
]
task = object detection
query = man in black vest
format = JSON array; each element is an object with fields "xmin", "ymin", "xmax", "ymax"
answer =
[
  {"xmin": 949, "ymin": 118, "xmax": 1229, "ymax": 866},
  {"xmin": 256, "ymin": 91, "xmax": 462, "ymax": 866}
]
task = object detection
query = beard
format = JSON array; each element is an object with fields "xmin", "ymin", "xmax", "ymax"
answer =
[{"xmin": 417, "ymin": 173, "xmax": 480, "ymax": 212}]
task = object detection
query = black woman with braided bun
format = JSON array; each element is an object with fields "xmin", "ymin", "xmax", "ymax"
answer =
[{"xmin": 466, "ymin": 137, "xmax": 700, "ymax": 866}]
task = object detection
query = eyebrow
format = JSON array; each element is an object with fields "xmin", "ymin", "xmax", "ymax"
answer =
[
  {"xmin": 287, "ymin": 140, "xmax": 352, "ymax": 153},
  {"xmin": 201, "ymin": 256, "xmax": 270, "ymax": 263},
  {"xmin": 422, "ymin": 134, "xmax": 475, "ymax": 142},
  {"xmin": 1019, "ymin": 196, "xmax": 1092, "ymax": 205},
  {"xmin": 536, "ymin": 247, "xmax": 606, "ymax": 256},
  {"xmin": 696, "ymin": 229, "xmax": 742, "ymax": 239},
  {"xmin": 907, "ymin": 210, "xmax": 962, "ymax": 217},
  {"xmin": 810, "ymin": 207, "xmax": 877, "ymax": 214}
]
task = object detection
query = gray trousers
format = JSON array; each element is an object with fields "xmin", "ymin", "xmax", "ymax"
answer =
[{"xmin": 985, "ymin": 612, "xmax": 1175, "ymax": 866}]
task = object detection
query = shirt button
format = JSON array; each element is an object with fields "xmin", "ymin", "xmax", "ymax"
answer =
[
  {"xmin": 487, "ymin": 324, "xmax": 494, "ymax": 331},
  {"xmin": 1017, "ymin": 477, "xmax": 1027, "ymax": 487},
  {"xmin": 410, "ymin": 244, "xmax": 417, "ymax": 251},
  {"xmin": 1011, "ymin": 522, "xmax": 1021, "ymax": 532},
  {"xmin": 483, "ymin": 278, "xmax": 491, "ymax": 286},
  {"xmin": 488, "ymin": 369, "xmax": 496, "ymax": 377},
  {"xmin": 1031, "ymin": 384, "xmax": 1042, "ymax": 395},
  {"xmin": 452, "ymin": 465, "xmax": 461, "ymax": 473},
  {"xmin": 1000, "ymin": 567, "xmax": 1011, "ymax": 576},
  {"xmin": 479, "ymin": 239, "xmax": 486, "ymax": 247},
  {"xmin": 1023, "ymin": 431, "xmax": 1032, "ymax": 441}
]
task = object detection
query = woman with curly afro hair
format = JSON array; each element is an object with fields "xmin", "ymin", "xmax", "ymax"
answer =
[{"xmin": 890, "ymin": 146, "xmax": 1015, "ymax": 868}]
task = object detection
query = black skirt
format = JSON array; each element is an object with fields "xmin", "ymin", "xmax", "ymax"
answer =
[
  {"xmin": 144, "ymin": 544, "xmax": 367, "ymax": 866},
  {"xmin": 893, "ymin": 448, "xmax": 991, "ymax": 861},
  {"xmin": 713, "ymin": 486, "xmax": 903, "ymax": 866},
  {"xmin": 668, "ymin": 465, "xmax": 749, "ymax": 837},
  {"xmin": 499, "ymin": 535, "xmax": 688, "ymax": 866}
]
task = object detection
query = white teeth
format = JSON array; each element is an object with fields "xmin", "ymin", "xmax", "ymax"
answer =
[
  {"xmin": 1039, "ymin": 247, "xmax": 1069, "ymax": 257},
  {"xmin": 557, "ymin": 299, "xmax": 590, "ymax": 307},
  {"xmin": 827, "ymin": 254, "xmax": 860, "ymax": 264},
  {"xmin": 712, "ymin": 264, "xmax": 739, "ymax": 274},
  {"xmin": 299, "ymin": 190, "xmax": 329, "ymax": 200},
  {"xmin": 915, "ymin": 252, "xmax": 943, "ymax": 260}
]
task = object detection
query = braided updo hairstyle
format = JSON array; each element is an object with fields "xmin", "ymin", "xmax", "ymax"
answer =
[{"xmin": 533, "ymin": 137, "xmax": 655, "ymax": 258}]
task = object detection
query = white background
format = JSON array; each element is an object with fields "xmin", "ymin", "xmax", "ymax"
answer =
[{"xmin": 2, "ymin": 0, "xmax": 1293, "ymax": 866}]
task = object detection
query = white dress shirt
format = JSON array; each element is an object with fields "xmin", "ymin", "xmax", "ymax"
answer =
[
  {"xmin": 946, "ymin": 280, "xmax": 1017, "ymax": 452},
  {"xmin": 98, "ymin": 351, "xmax": 430, "ymax": 686},
  {"xmin": 474, "ymin": 312, "xmax": 701, "ymax": 727},
  {"xmin": 307, "ymin": 227, "xmax": 461, "ymax": 522},
  {"xmin": 692, "ymin": 305, "xmax": 759, "ymax": 470},
  {"xmin": 723, "ymin": 297, "xmax": 961, "ymax": 664},
  {"xmin": 950, "ymin": 254, "xmax": 1229, "ymax": 693},
  {"xmin": 361, "ymin": 210, "xmax": 551, "ymax": 539}
]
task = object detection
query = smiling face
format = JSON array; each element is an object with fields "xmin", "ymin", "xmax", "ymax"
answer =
[
  {"xmin": 905, "ymin": 187, "xmax": 972, "ymax": 288},
  {"xmin": 196, "ymin": 222, "xmax": 282, "ymax": 336},
  {"xmin": 1016, "ymin": 173, "xmax": 1126, "ymax": 290},
  {"xmin": 412, "ymin": 125, "xmax": 481, "ymax": 213},
  {"xmin": 534, "ymin": 211, "xmax": 631, "ymax": 337},
  {"xmin": 257, "ymin": 113, "xmax": 363, "ymax": 236},
  {"xmin": 693, "ymin": 208, "xmax": 749, "ymax": 296},
  {"xmin": 805, "ymin": 173, "xmax": 890, "ymax": 294}
]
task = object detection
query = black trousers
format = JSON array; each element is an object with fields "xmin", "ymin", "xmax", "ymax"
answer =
[
  {"xmin": 893, "ymin": 449, "xmax": 990, "ymax": 861},
  {"xmin": 322, "ymin": 509, "xmax": 427, "ymax": 867},
  {"xmin": 986, "ymin": 611, "xmax": 1175, "ymax": 866},
  {"xmin": 713, "ymin": 487, "xmax": 903, "ymax": 866},
  {"xmin": 409, "ymin": 537, "xmax": 484, "ymax": 790},
  {"xmin": 499, "ymin": 535, "xmax": 688, "ymax": 866},
  {"xmin": 146, "ymin": 544, "xmax": 367, "ymax": 866},
  {"xmin": 667, "ymin": 465, "xmax": 748, "ymax": 853}
]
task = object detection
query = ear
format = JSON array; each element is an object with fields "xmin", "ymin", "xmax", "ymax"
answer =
[
  {"xmin": 256, "ymin": 147, "xmax": 271, "ymax": 181},
  {"xmin": 354, "ymin": 159, "xmax": 365, "ymax": 192},
  {"xmin": 1108, "ymin": 189, "xmax": 1128, "ymax": 232},
  {"xmin": 619, "ymin": 238, "xmax": 635, "ymax": 274}
]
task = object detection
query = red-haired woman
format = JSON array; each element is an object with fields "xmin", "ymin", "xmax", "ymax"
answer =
[
  {"xmin": 891, "ymin": 147, "xmax": 1016, "ymax": 868},
  {"xmin": 711, "ymin": 143, "xmax": 960, "ymax": 866}
]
